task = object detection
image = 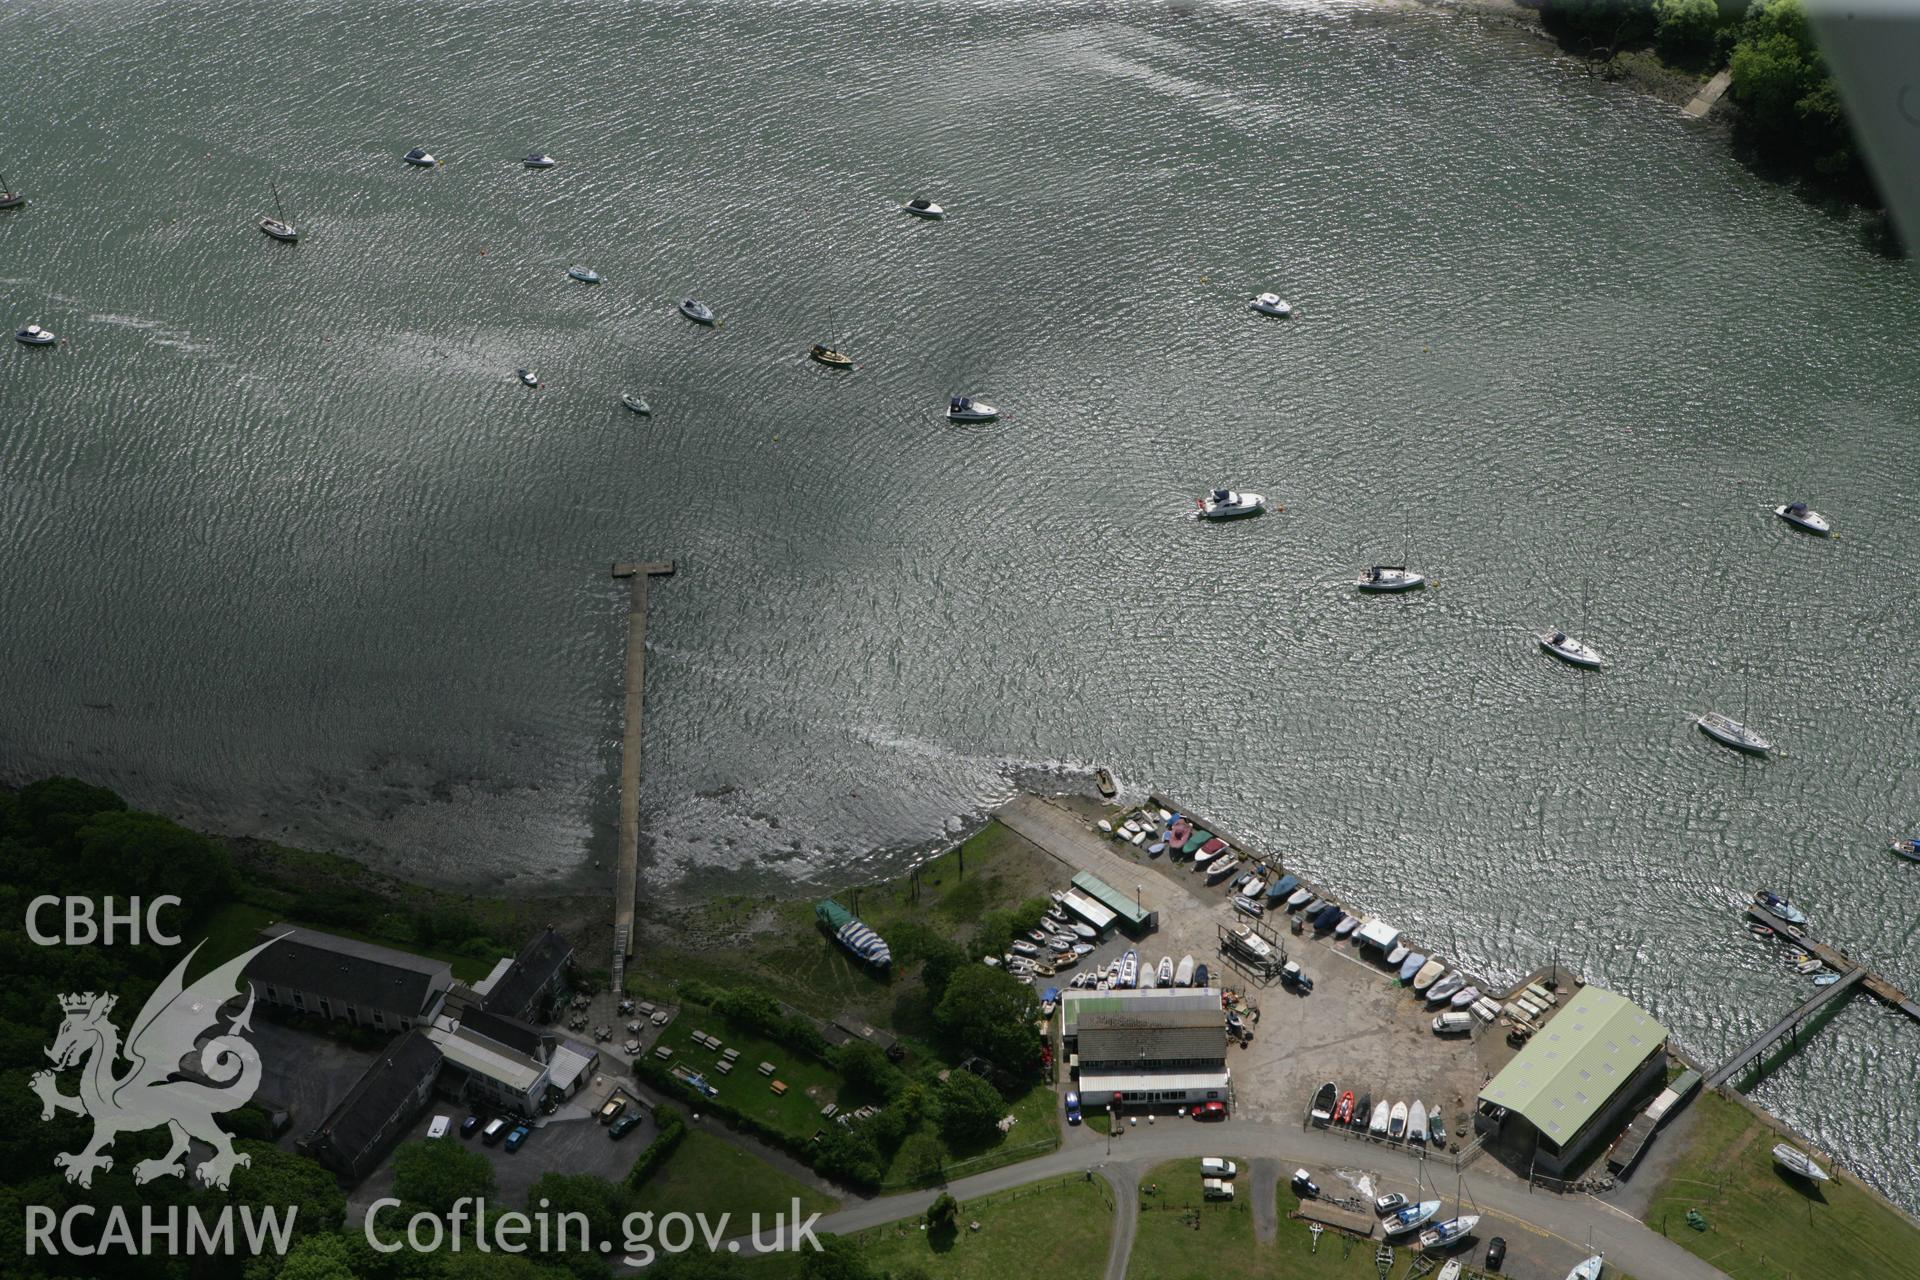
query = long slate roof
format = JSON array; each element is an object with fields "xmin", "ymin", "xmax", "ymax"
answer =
[
  {"xmin": 247, "ymin": 925, "xmax": 453, "ymax": 1017},
  {"xmin": 306, "ymin": 1029, "xmax": 442, "ymax": 1171},
  {"xmin": 1478, "ymin": 985, "xmax": 1667, "ymax": 1144},
  {"xmin": 482, "ymin": 928, "xmax": 570, "ymax": 1016}
]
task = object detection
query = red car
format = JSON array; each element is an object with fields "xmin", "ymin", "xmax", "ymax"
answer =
[{"xmin": 1192, "ymin": 1101, "xmax": 1228, "ymax": 1121}]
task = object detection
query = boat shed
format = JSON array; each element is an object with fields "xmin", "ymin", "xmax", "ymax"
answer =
[
  {"xmin": 1475, "ymin": 984, "xmax": 1669, "ymax": 1176},
  {"xmin": 1061, "ymin": 988, "xmax": 1229, "ymax": 1107},
  {"xmin": 1058, "ymin": 889, "xmax": 1117, "ymax": 935},
  {"xmin": 1070, "ymin": 871, "xmax": 1156, "ymax": 934}
]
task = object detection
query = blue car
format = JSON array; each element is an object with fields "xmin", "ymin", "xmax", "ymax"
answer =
[
  {"xmin": 504, "ymin": 1125, "xmax": 530, "ymax": 1152},
  {"xmin": 1064, "ymin": 1091, "xmax": 1082, "ymax": 1125}
]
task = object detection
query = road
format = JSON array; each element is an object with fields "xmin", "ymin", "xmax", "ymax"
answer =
[{"xmin": 728, "ymin": 1117, "xmax": 1731, "ymax": 1280}]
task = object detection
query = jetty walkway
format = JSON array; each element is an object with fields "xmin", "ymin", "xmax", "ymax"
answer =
[{"xmin": 610, "ymin": 560, "xmax": 674, "ymax": 988}]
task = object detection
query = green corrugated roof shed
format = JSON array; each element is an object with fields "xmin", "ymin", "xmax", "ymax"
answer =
[
  {"xmin": 1479, "ymin": 985, "xmax": 1667, "ymax": 1145},
  {"xmin": 1071, "ymin": 871, "xmax": 1151, "ymax": 927}
]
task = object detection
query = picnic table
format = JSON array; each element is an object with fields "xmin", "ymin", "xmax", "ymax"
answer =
[{"xmin": 771, "ymin": 1081, "xmax": 788, "ymax": 1096}]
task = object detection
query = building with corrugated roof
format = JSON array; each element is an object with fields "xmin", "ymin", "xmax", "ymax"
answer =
[
  {"xmin": 1474, "ymin": 984, "xmax": 1668, "ymax": 1175},
  {"xmin": 1061, "ymin": 988, "xmax": 1228, "ymax": 1108}
]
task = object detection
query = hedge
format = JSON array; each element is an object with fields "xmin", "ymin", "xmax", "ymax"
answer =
[{"xmin": 625, "ymin": 1103, "xmax": 688, "ymax": 1189}]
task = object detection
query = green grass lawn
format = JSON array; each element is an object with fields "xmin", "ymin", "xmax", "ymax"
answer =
[
  {"xmin": 630, "ymin": 1130, "xmax": 837, "ymax": 1223},
  {"xmin": 1642, "ymin": 1089, "xmax": 1920, "ymax": 1280},
  {"xmin": 1128, "ymin": 1163, "xmax": 1407, "ymax": 1279},
  {"xmin": 842, "ymin": 1174, "xmax": 1114, "ymax": 1279},
  {"xmin": 652, "ymin": 1003, "xmax": 853, "ymax": 1142},
  {"xmin": 194, "ymin": 900, "xmax": 497, "ymax": 983}
]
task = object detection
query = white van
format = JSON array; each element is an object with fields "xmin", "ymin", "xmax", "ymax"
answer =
[
  {"xmin": 1202, "ymin": 1177, "xmax": 1235, "ymax": 1200},
  {"xmin": 1200, "ymin": 1157, "xmax": 1238, "ymax": 1178},
  {"xmin": 1432, "ymin": 1012, "xmax": 1474, "ymax": 1035}
]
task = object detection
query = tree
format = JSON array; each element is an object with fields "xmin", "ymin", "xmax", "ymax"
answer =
[
  {"xmin": 811, "ymin": 1124, "xmax": 882, "ymax": 1189},
  {"xmin": 915, "ymin": 934, "xmax": 968, "ymax": 1002},
  {"xmin": 270, "ymin": 1233, "xmax": 360, "ymax": 1280},
  {"xmin": 926, "ymin": 1191, "xmax": 959, "ymax": 1233},
  {"xmin": 392, "ymin": 1138, "xmax": 496, "ymax": 1215},
  {"xmin": 73, "ymin": 810, "xmax": 236, "ymax": 925},
  {"xmin": 933, "ymin": 966, "xmax": 1040, "ymax": 1074},
  {"xmin": 934, "ymin": 1071, "xmax": 1005, "ymax": 1147},
  {"xmin": 1653, "ymin": 0, "xmax": 1719, "ymax": 66},
  {"xmin": 898, "ymin": 1130, "xmax": 946, "ymax": 1186},
  {"xmin": 217, "ymin": 1141, "xmax": 347, "ymax": 1239},
  {"xmin": 525, "ymin": 1171, "xmax": 627, "ymax": 1251},
  {"xmin": 798, "ymin": 1235, "xmax": 877, "ymax": 1280},
  {"xmin": 832, "ymin": 1039, "xmax": 900, "ymax": 1101}
]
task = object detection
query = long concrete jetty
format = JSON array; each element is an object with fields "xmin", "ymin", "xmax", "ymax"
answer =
[{"xmin": 611, "ymin": 560, "xmax": 674, "ymax": 980}]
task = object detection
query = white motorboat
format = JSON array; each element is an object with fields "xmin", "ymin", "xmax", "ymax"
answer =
[
  {"xmin": 1754, "ymin": 891, "xmax": 1808, "ymax": 926},
  {"xmin": 1120, "ymin": 950, "xmax": 1139, "ymax": 988},
  {"xmin": 1388, "ymin": 1101, "xmax": 1408, "ymax": 1139},
  {"xmin": 1772, "ymin": 1143, "xmax": 1830, "ymax": 1181},
  {"xmin": 1383, "ymin": 1199, "xmax": 1441, "ymax": 1235},
  {"xmin": 524, "ymin": 152, "xmax": 557, "ymax": 168},
  {"xmin": 946, "ymin": 394, "xmax": 998, "ymax": 422},
  {"xmin": 1175, "ymin": 954, "xmax": 1195, "ymax": 987},
  {"xmin": 1565, "ymin": 1256, "xmax": 1605, "ymax": 1280},
  {"xmin": 1891, "ymin": 836, "xmax": 1920, "ymax": 863},
  {"xmin": 1412, "ymin": 959, "xmax": 1445, "ymax": 991},
  {"xmin": 1359, "ymin": 565, "xmax": 1427, "ymax": 592},
  {"xmin": 1071, "ymin": 921, "xmax": 1095, "ymax": 939},
  {"xmin": 1195, "ymin": 488, "xmax": 1267, "ymax": 521},
  {"xmin": 1010, "ymin": 940, "xmax": 1039, "ymax": 955},
  {"xmin": 679, "ymin": 297, "xmax": 717, "ymax": 325},
  {"xmin": 1428, "ymin": 974, "xmax": 1467, "ymax": 1003},
  {"xmin": 1287, "ymin": 888, "xmax": 1314, "ymax": 908},
  {"xmin": 1774, "ymin": 501, "xmax": 1831, "ymax": 535},
  {"xmin": 1206, "ymin": 858, "xmax": 1242, "ymax": 884},
  {"xmin": 1540, "ymin": 630, "xmax": 1606, "ymax": 669},
  {"xmin": 1334, "ymin": 914, "xmax": 1360, "ymax": 939},
  {"xmin": 1242, "ymin": 877, "xmax": 1265, "ymax": 898},
  {"xmin": 15, "ymin": 323, "xmax": 56, "ymax": 346},
  {"xmin": 1157, "ymin": 956, "xmax": 1174, "ymax": 986},
  {"xmin": 515, "ymin": 368, "xmax": 539, "ymax": 387},
  {"xmin": 1698, "ymin": 711, "xmax": 1771, "ymax": 756},
  {"xmin": 403, "ymin": 147, "xmax": 436, "ymax": 167},
  {"xmin": 902, "ymin": 197, "xmax": 944, "ymax": 219},
  {"xmin": 1072, "ymin": 942, "xmax": 1093, "ymax": 955},
  {"xmin": 568, "ymin": 265, "xmax": 601, "ymax": 284},
  {"xmin": 621, "ymin": 393, "xmax": 651, "ymax": 415},
  {"xmin": 1250, "ymin": 292, "xmax": 1292, "ymax": 317},
  {"xmin": 1409, "ymin": 1100, "xmax": 1428, "ymax": 1144},
  {"xmin": 1436, "ymin": 1262, "xmax": 1462, "ymax": 1280},
  {"xmin": 1416, "ymin": 1215, "xmax": 1480, "ymax": 1250},
  {"xmin": 1386, "ymin": 943, "xmax": 1409, "ymax": 965},
  {"xmin": 1231, "ymin": 894, "xmax": 1263, "ymax": 918},
  {"xmin": 1368, "ymin": 1100, "xmax": 1391, "ymax": 1135}
]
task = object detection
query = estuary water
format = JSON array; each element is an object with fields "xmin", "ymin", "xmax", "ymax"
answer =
[{"xmin": 2, "ymin": 1, "xmax": 1917, "ymax": 1206}]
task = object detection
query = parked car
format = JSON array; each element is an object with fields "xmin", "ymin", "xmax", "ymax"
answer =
[
  {"xmin": 598, "ymin": 1097, "xmax": 628, "ymax": 1126},
  {"xmin": 1063, "ymin": 1091, "xmax": 1082, "ymax": 1126},
  {"xmin": 1199, "ymin": 1157, "xmax": 1238, "ymax": 1178},
  {"xmin": 504, "ymin": 1125, "xmax": 530, "ymax": 1152},
  {"xmin": 1485, "ymin": 1237, "xmax": 1507, "ymax": 1271},
  {"xmin": 1201, "ymin": 1177, "xmax": 1235, "ymax": 1200},
  {"xmin": 1192, "ymin": 1101, "xmax": 1227, "ymax": 1122},
  {"xmin": 481, "ymin": 1118, "xmax": 508, "ymax": 1146},
  {"xmin": 1374, "ymin": 1192, "xmax": 1407, "ymax": 1215},
  {"xmin": 459, "ymin": 1114, "xmax": 482, "ymax": 1139},
  {"xmin": 609, "ymin": 1113, "xmax": 643, "ymax": 1140},
  {"xmin": 426, "ymin": 1115, "xmax": 450, "ymax": 1139},
  {"xmin": 1289, "ymin": 1168, "xmax": 1321, "ymax": 1199}
]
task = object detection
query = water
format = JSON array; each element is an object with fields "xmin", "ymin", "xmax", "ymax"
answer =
[{"xmin": 3, "ymin": 0, "xmax": 1918, "ymax": 1206}]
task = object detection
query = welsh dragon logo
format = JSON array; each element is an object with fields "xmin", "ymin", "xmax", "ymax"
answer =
[{"xmin": 30, "ymin": 938, "xmax": 277, "ymax": 1190}]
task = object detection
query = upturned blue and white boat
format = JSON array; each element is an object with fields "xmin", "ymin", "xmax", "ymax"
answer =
[{"xmin": 815, "ymin": 899, "xmax": 891, "ymax": 968}]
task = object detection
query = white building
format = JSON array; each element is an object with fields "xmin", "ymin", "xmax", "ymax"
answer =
[{"xmin": 1060, "ymin": 988, "xmax": 1230, "ymax": 1108}]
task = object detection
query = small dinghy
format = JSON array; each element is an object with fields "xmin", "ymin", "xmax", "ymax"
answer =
[
  {"xmin": 1412, "ymin": 959, "xmax": 1445, "ymax": 991},
  {"xmin": 1369, "ymin": 1100, "xmax": 1391, "ymax": 1135},
  {"xmin": 1409, "ymin": 1100, "xmax": 1428, "ymax": 1144},
  {"xmin": 1540, "ymin": 630, "xmax": 1606, "ymax": 669},
  {"xmin": 1268, "ymin": 873, "xmax": 1299, "ymax": 901},
  {"xmin": 1195, "ymin": 487, "xmax": 1267, "ymax": 521},
  {"xmin": 1359, "ymin": 564, "xmax": 1427, "ymax": 592},
  {"xmin": 1388, "ymin": 1101, "xmax": 1408, "ymax": 1140},
  {"xmin": 1565, "ymin": 1256, "xmax": 1604, "ymax": 1280},
  {"xmin": 1892, "ymin": 837, "xmax": 1920, "ymax": 863},
  {"xmin": 1194, "ymin": 963, "xmax": 1209, "ymax": 987},
  {"xmin": 1071, "ymin": 922, "xmax": 1095, "ymax": 939},
  {"xmin": 1352, "ymin": 1091, "xmax": 1372, "ymax": 1130},
  {"xmin": 1311, "ymin": 1082, "xmax": 1337, "ymax": 1124},
  {"xmin": 1449, "ymin": 985, "xmax": 1480, "ymax": 1008},
  {"xmin": 621, "ymin": 393, "xmax": 651, "ymax": 415},
  {"xmin": 901, "ymin": 197, "xmax": 944, "ymax": 220},
  {"xmin": 1387, "ymin": 942, "xmax": 1409, "ymax": 965},
  {"xmin": 568, "ymin": 265, "xmax": 601, "ymax": 284},
  {"xmin": 1250, "ymin": 292, "xmax": 1292, "ymax": 317},
  {"xmin": 1168, "ymin": 817, "xmax": 1192, "ymax": 846},
  {"xmin": 1147, "ymin": 840, "xmax": 1166, "ymax": 856},
  {"xmin": 1175, "ymin": 954, "xmax": 1195, "ymax": 986},
  {"xmin": 1812, "ymin": 972, "xmax": 1840, "ymax": 986},
  {"xmin": 1156, "ymin": 956, "xmax": 1174, "ymax": 986},
  {"xmin": 523, "ymin": 152, "xmax": 557, "ymax": 168},
  {"xmin": 403, "ymin": 147, "xmax": 436, "ymax": 167},
  {"xmin": 1207, "ymin": 857, "xmax": 1243, "ymax": 884},
  {"xmin": 1334, "ymin": 914, "xmax": 1360, "ymax": 939},
  {"xmin": 1399, "ymin": 952, "xmax": 1426, "ymax": 982},
  {"xmin": 1774, "ymin": 501, "xmax": 1832, "ymax": 535},
  {"xmin": 515, "ymin": 368, "xmax": 539, "ymax": 387},
  {"xmin": 1428, "ymin": 1105, "xmax": 1446, "ymax": 1146},
  {"xmin": 1231, "ymin": 894, "xmax": 1264, "ymax": 918},
  {"xmin": 1120, "ymin": 950, "xmax": 1138, "ymax": 988},
  {"xmin": 15, "ymin": 323, "xmax": 56, "ymax": 346},
  {"xmin": 1437, "ymin": 1262, "xmax": 1462, "ymax": 1280},
  {"xmin": 946, "ymin": 394, "xmax": 998, "ymax": 422},
  {"xmin": 1383, "ymin": 1199, "xmax": 1441, "ymax": 1235},
  {"xmin": 1699, "ymin": 711, "xmax": 1771, "ymax": 755},
  {"xmin": 1288, "ymin": 887, "xmax": 1314, "ymax": 908},
  {"xmin": 679, "ymin": 298, "xmax": 717, "ymax": 325},
  {"xmin": 809, "ymin": 343, "xmax": 853, "ymax": 369},
  {"xmin": 1428, "ymin": 974, "xmax": 1467, "ymax": 1003},
  {"xmin": 1755, "ymin": 891, "xmax": 1808, "ymax": 925},
  {"xmin": 1416, "ymin": 1215, "xmax": 1480, "ymax": 1250}
]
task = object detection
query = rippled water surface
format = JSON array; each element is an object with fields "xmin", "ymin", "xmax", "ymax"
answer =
[{"xmin": 3, "ymin": 0, "xmax": 1918, "ymax": 1207}]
